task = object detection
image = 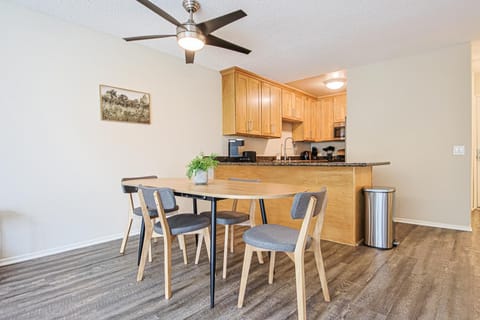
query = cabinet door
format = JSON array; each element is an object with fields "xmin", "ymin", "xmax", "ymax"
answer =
[
  {"xmin": 236, "ymin": 73, "xmax": 261, "ymax": 135},
  {"xmin": 312, "ymin": 100, "xmax": 321, "ymax": 141},
  {"xmin": 281, "ymin": 89, "xmax": 294, "ymax": 119},
  {"xmin": 303, "ymin": 98, "xmax": 313, "ymax": 140},
  {"xmin": 234, "ymin": 73, "xmax": 249, "ymax": 134},
  {"xmin": 333, "ymin": 93, "xmax": 347, "ymax": 123},
  {"xmin": 294, "ymin": 94, "xmax": 304, "ymax": 120},
  {"xmin": 261, "ymin": 82, "xmax": 282, "ymax": 137},
  {"xmin": 319, "ymin": 97, "xmax": 334, "ymax": 141},
  {"xmin": 246, "ymin": 77, "xmax": 261, "ymax": 135}
]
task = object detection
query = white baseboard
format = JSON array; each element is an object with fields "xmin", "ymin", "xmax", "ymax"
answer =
[
  {"xmin": 0, "ymin": 231, "xmax": 139, "ymax": 267},
  {"xmin": 393, "ymin": 217, "xmax": 472, "ymax": 232}
]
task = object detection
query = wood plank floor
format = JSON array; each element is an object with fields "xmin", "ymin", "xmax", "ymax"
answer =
[{"xmin": 1, "ymin": 213, "xmax": 479, "ymax": 320}]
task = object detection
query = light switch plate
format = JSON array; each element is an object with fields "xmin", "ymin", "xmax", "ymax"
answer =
[{"xmin": 453, "ymin": 145, "xmax": 465, "ymax": 156}]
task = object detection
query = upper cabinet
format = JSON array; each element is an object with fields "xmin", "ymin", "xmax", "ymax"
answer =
[
  {"xmin": 222, "ymin": 68, "xmax": 279, "ymax": 138},
  {"xmin": 318, "ymin": 97, "xmax": 334, "ymax": 141},
  {"xmin": 292, "ymin": 97, "xmax": 316, "ymax": 141},
  {"xmin": 282, "ymin": 90, "xmax": 304, "ymax": 122},
  {"xmin": 221, "ymin": 67, "xmax": 346, "ymax": 141},
  {"xmin": 261, "ymin": 82, "xmax": 282, "ymax": 137},
  {"xmin": 333, "ymin": 93, "xmax": 347, "ymax": 123}
]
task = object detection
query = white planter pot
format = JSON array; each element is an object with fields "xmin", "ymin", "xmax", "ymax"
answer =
[{"xmin": 193, "ymin": 169, "xmax": 208, "ymax": 185}]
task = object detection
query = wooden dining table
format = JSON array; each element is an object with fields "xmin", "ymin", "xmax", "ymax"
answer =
[{"xmin": 123, "ymin": 177, "xmax": 307, "ymax": 308}]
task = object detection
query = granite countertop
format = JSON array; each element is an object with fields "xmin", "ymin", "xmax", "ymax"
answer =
[{"xmin": 218, "ymin": 159, "xmax": 390, "ymax": 167}]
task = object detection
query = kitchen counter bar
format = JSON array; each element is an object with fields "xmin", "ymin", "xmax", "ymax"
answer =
[
  {"xmin": 215, "ymin": 162, "xmax": 389, "ymax": 246},
  {"xmin": 219, "ymin": 160, "xmax": 390, "ymax": 167}
]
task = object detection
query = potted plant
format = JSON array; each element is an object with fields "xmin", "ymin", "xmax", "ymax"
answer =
[{"xmin": 186, "ymin": 153, "xmax": 219, "ymax": 185}]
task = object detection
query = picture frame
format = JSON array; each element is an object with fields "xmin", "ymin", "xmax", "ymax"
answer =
[{"xmin": 99, "ymin": 84, "xmax": 150, "ymax": 124}]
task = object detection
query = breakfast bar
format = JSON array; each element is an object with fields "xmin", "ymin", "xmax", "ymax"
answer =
[{"xmin": 215, "ymin": 160, "xmax": 390, "ymax": 246}]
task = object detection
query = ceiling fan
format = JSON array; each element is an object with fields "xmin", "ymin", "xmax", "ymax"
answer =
[{"xmin": 124, "ymin": 0, "xmax": 251, "ymax": 64}]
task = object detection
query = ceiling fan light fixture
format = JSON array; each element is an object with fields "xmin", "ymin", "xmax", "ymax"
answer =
[
  {"xmin": 177, "ymin": 30, "xmax": 205, "ymax": 51},
  {"xmin": 324, "ymin": 78, "xmax": 346, "ymax": 90}
]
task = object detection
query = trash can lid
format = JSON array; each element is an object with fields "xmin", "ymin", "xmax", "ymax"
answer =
[{"xmin": 363, "ymin": 186, "xmax": 395, "ymax": 193}]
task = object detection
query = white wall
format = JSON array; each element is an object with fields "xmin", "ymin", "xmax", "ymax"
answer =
[
  {"xmin": 347, "ymin": 43, "xmax": 472, "ymax": 229},
  {"xmin": 0, "ymin": 2, "xmax": 222, "ymax": 263}
]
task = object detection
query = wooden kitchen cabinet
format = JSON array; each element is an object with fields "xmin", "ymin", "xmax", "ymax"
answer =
[
  {"xmin": 235, "ymin": 73, "xmax": 261, "ymax": 135},
  {"xmin": 222, "ymin": 67, "xmax": 281, "ymax": 137},
  {"xmin": 319, "ymin": 97, "xmax": 334, "ymax": 141},
  {"xmin": 293, "ymin": 97, "xmax": 317, "ymax": 141},
  {"xmin": 261, "ymin": 82, "xmax": 282, "ymax": 137},
  {"xmin": 282, "ymin": 89, "xmax": 304, "ymax": 122},
  {"xmin": 333, "ymin": 93, "xmax": 347, "ymax": 123}
]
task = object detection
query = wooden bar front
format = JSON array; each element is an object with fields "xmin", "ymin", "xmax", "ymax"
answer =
[{"xmin": 215, "ymin": 164, "xmax": 373, "ymax": 246}]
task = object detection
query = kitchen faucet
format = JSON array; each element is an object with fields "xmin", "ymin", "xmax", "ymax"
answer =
[{"xmin": 283, "ymin": 137, "xmax": 295, "ymax": 161}]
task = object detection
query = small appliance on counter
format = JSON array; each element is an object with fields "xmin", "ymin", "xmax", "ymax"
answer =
[
  {"xmin": 242, "ymin": 151, "xmax": 256, "ymax": 162},
  {"xmin": 228, "ymin": 138, "xmax": 244, "ymax": 158},
  {"xmin": 334, "ymin": 123, "xmax": 346, "ymax": 139},
  {"xmin": 323, "ymin": 146, "xmax": 335, "ymax": 161},
  {"xmin": 311, "ymin": 147, "xmax": 318, "ymax": 160},
  {"xmin": 300, "ymin": 151, "xmax": 310, "ymax": 160}
]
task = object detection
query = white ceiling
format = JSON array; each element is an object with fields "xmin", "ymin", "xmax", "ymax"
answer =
[{"xmin": 10, "ymin": 0, "xmax": 480, "ymax": 86}]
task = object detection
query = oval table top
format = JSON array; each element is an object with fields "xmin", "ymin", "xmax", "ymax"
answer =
[{"xmin": 122, "ymin": 177, "xmax": 308, "ymax": 200}]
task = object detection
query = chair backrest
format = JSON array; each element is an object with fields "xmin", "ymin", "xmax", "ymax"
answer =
[
  {"xmin": 292, "ymin": 188, "xmax": 328, "ymax": 254},
  {"xmin": 138, "ymin": 185, "xmax": 177, "ymax": 212},
  {"xmin": 290, "ymin": 188, "xmax": 327, "ymax": 220},
  {"xmin": 121, "ymin": 175, "xmax": 158, "ymax": 194}
]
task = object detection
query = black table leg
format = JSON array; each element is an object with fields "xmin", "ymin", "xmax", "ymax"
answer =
[
  {"xmin": 192, "ymin": 198, "xmax": 198, "ymax": 214},
  {"xmin": 193, "ymin": 199, "xmax": 198, "ymax": 244},
  {"xmin": 137, "ymin": 218, "xmax": 145, "ymax": 266},
  {"xmin": 259, "ymin": 199, "xmax": 268, "ymax": 224},
  {"xmin": 210, "ymin": 199, "xmax": 217, "ymax": 308}
]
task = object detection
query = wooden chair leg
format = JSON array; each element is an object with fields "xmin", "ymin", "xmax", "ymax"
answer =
[
  {"xmin": 256, "ymin": 250, "xmax": 264, "ymax": 264},
  {"xmin": 230, "ymin": 225, "xmax": 235, "ymax": 253},
  {"xmin": 223, "ymin": 225, "xmax": 229, "ymax": 279},
  {"xmin": 203, "ymin": 228, "xmax": 211, "ymax": 261},
  {"xmin": 137, "ymin": 229, "xmax": 152, "ymax": 281},
  {"xmin": 268, "ymin": 251, "xmax": 276, "ymax": 284},
  {"xmin": 119, "ymin": 217, "xmax": 133, "ymax": 254},
  {"xmin": 294, "ymin": 252, "xmax": 307, "ymax": 320},
  {"xmin": 313, "ymin": 241, "xmax": 330, "ymax": 302},
  {"xmin": 178, "ymin": 235, "xmax": 188, "ymax": 265},
  {"xmin": 148, "ymin": 242, "xmax": 153, "ymax": 262},
  {"xmin": 238, "ymin": 244, "xmax": 254, "ymax": 308},
  {"xmin": 164, "ymin": 235, "xmax": 172, "ymax": 299},
  {"xmin": 195, "ymin": 232, "xmax": 204, "ymax": 264}
]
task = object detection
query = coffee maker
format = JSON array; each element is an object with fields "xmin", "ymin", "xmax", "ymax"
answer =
[
  {"xmin": 228, "ymin": 139, "xmax": 244, "ymax": 158},
  {"xmin": 311, "ymin": 147, "xmax": 318, "ymax": 160}
]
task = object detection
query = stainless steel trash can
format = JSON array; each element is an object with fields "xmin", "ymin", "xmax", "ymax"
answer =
[{"xmin": 364, "ymin": 187, "xmax": 396, "ymax": 249}]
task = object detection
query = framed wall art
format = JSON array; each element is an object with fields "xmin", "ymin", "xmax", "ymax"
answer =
[{"xmin": 99, "ymin": 85, "xmax": 150, "ymax": 124}]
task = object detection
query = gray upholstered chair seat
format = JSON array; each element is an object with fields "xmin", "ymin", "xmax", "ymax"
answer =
[
  {"xmin": 153, "ymin": 214, "xmax": 210, "ymax": 236},
  {"xmin": 133, "ymin": 205, "xmax": 179, "ymax": 218},
  {"xmin": 200, "ymin": 210, "xmax": 249, "ymax": 225},
  {"xmin": 242, "ymin": 224, "xmax": 312, "ymax": 252}
]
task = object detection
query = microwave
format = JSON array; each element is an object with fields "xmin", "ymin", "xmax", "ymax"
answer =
[{"xmin": 334, "ymin": 124, "xmax": 345, "ymax": 138}]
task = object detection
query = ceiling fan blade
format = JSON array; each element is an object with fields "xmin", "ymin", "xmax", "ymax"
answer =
[
  {"xmin": 185, "ymin": 50, "xmax": 195, "ymax": 64},
  {"xmin": 197, "ymin": 10, "xmax": 247, "ymax": 35},
  {"xmin": 123, "ymin": 34, "xmax": 175, "ymax": 42},
  {"xmin": 136, "ymin": 0, "xmax": 181, "ymax": 26},
  {"xmin": 205, "ymin": 35, "xmax": 251, "ymax": 54}
]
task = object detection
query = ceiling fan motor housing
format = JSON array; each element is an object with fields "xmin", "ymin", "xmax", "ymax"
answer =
[
  {"xmin": 177, "ymin": 23, "xmax": 205, "ymax": 42},
  {"xmin": 183, "ymin": 0, "xmax": 200, "ymax": 13}
]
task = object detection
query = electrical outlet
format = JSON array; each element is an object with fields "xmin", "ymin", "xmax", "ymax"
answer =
[{"xmin": 453, "ymin": 145, "xmax": 465, "ymax": 156}]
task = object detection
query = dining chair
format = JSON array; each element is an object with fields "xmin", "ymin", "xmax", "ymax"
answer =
[
  {"xmin": 237, "ymin": 188, "xmax": 330, "ymax": 320},
  {"xmin": 137, "ymin": 185, "xmax": 211, "ymax": 299},
  {"xmin": 200, "ymin": 177, "xmax": 264, "ymax": 279},
  {"xmin": 120, "ymin": 176, "xmax": 191, "ymax": 263}
]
